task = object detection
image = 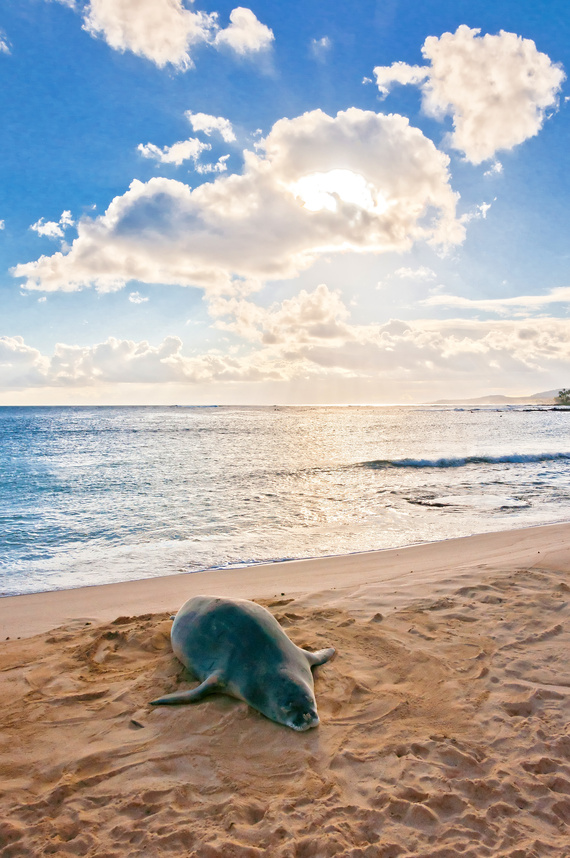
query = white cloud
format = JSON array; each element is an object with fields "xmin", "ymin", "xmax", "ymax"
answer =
[
  {"xmin": 294, "ymin": 316, "xmax": 570, "ymax": 386},
  {"xmin": 214, "ymin": 7, "xmax": 274, "ymax": 56},
  {"xmin": 83, "ymin": 0, "xmax": 217, "ymax": 69},
  {"xmin": 310, "ymin": 36, "xmax": 331, "ymax": 60},
  {"xmin": 13, "ymin": 108, "xmax": 464, "ymax": 295},
  {"xmin": 375, "ymin": 62, "xmax": 428, "ymax": 96},
  {"xmin": 0, "ymin": 220, "xmax": 5, "ymax": 230},
  {"xmin": 394, "ymin": 266, "xmax": 436, "ymax": 280},
  {"xmin": 374, "ymin": 26, "xmax": 565, "ymax": 163},
  {"xmin": 0, "ymin": 337, "xmax": 50, "ymax": 388},
  {"xmin": 138, "ymin": 137, "xmax": 211, "ymax": 167},
  {"xmin": 484, "ymin": 160, "xmax": 503, "ymax": 177},
  {"xmin": 423, "ymin": 285, "xmax": 570, "ymax": 315},
  {"xmin": 460, "ymin": 200, "xmax": 494, "ymax": 224},
  {"xmin": 80, "ymin": 1, "xmax": 272, "ymax": 69},
  {"xmin": 0, "ymin": 334, "xmax": 277, "ymax": 390},
  {"xmin": 30, "ymin": 211, "xmax": 75, "ymax": 239},
  {"xmin": 185, "ymin": 111, "xmax": 236, "ymax": 143},
  {"xmin": 139, "ymin": 112, "xmax": 235, "ymax": 170},
  {"xmin": 128, "ymin": 291, "xmax": 149, "ymax": 303},
  {"xmin": 4, "ymin": 305, "xmax": 570, "ymax": 396},
  {"xmin": 195, "ymin": 154, "xmax": 231, "ymax": 174},
  {"xmin": 210, "ymin": 283, "xmax": 352, "ymax": 345},
  {"xmin": 31, "ymin": 220, "xmax": 63, "ymax": 239},
  {"xmin": 208, "ymin": 287, "xmax": 570, "ymax": 388},
  {"xmin": 0, "ymin": 31, "xmax": 11, "ymax": 54}
]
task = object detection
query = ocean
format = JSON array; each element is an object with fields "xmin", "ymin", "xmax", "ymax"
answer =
[{"xmin": 1, "ymin": 404, "xmax": 569, "ymax": 596}]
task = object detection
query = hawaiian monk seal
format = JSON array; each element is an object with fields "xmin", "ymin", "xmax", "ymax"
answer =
[{"xmin": 150, "ymin": 595, "xmax": 335, "ymax": 731}]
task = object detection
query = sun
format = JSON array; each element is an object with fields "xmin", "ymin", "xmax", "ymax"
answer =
[{"xmin": 291, "ymin": 169, "xmax": 387, "ymax": 214}]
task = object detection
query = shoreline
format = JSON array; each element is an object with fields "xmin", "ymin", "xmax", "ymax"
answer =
[
  {"xmin": 3, "ymin": 513, "xmax": 569, "ymax": 603},
  {"xmin": 2, "ymin": 520, "xmax": 569, "ymax": 640}
]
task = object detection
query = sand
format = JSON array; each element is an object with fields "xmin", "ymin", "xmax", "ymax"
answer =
[{"xmin": 1, "ymin": 524, "xmax": 569, "ymax": 857}]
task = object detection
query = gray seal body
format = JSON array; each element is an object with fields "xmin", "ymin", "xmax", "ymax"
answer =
[{"xmin": 150, "ymin": 595, "xmax": 335, "ymax": 731}]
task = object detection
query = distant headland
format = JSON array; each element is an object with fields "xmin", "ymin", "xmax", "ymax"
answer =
[{"xmin": 433, "ymin": 389, "xmax": 563, "ymax": 406}]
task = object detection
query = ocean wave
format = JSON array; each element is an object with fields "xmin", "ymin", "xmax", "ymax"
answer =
[{"xmin": 359, "ymin": 453, "xmax": 570, "ymax": 470}]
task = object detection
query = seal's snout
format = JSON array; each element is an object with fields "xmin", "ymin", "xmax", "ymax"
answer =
[{"xmin": 289, "ymin": 710, "xmax": 320, "ymax": 731}]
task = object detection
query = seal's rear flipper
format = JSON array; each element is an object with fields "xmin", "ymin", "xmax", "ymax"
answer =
[
  {"xmin": 303, "ymin": 646, "xmax": 336, "ymax": 667},
  {"xmin": 150, "ymin": 673, "xmax": 221, "ymax": 706}
]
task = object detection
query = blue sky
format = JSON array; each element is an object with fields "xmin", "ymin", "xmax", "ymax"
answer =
[{"xmin": 1, "ymin": 0, "xmax": 569, "ymax": 404}]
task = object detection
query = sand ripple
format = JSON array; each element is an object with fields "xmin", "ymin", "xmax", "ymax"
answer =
[{"xmin": 1, "ymin": 566, "xmax": 570, "ymax": 856}]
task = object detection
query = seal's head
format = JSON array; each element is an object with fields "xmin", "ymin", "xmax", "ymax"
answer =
[{"xmin": 273, "ymin": 673, "xmax": 320, "ymax": 731}]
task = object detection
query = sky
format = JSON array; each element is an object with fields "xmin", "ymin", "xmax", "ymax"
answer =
[{"xmin": 1, "ymin": 0, "xmax": 569, "ymax": 405}]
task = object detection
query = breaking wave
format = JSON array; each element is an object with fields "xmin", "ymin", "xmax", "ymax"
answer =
[{"xmin": 359, "ymin": 453, "xmax": 570, "ymax": 470}]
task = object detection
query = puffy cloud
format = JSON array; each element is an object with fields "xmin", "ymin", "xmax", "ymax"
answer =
[
  {"xmin": 423, "ymin": 285, "xmax": 570, "ymax": 315},
  {"xmin": 460, "ymin": 200, "xmax": 494, "ymax": 223},
  {"xmin": 0, "ymin": 30, "xmax": 11, "ymax": 54},
  {"xmin": 185, "ymin": 111, "xmax": 236, "ymax": 143},
  {"xmin": 80, "ymin": 1, "xmax": 272, "ymax": 69},
  {"xmin": 195, "ymin": 154, "xmax": 231, "ymax": 174},
  {"xmin": 0, "ymin": 334, "xmax": 282, "ymax": 390},
  {"xmin": 30, "ymin": 210, "xmax": 74, "ymax": 239},
  {"xmin": 138, "ymin": 137, "xmax": 211, "ymax": 167},
  {"xmin": 0, "ymin": 219, "xmax": 5, "ymax": 230},
  {"xmin": 4, "ymin": 309, "xmax": 570, "ymax": 396},
  {"xmin": 13, "ymin": 108, "xmax": 464, "ymax": 295},
  {"xmin": 49, "ymin": 336, "xmax": 190, "ymax": 384},
  {"xmin": 0, "ymin": 336, "xmax": 43, "ymax": 365},
  {"xmin": 214, "ymin": 7, "xmax": 274, "ymax": 55},
  {"xmin": 208, "ymin": 285, "xmax": 570, "ymax": 387},
  {"xmin": 260, "ymin": 284, "xmax": 350, "ymax": 345},
  {"xmin": 209, "ymin": 285, "xmax": 570, "ymax": 389},
  {"xmin": 3, "ymin": 279, "xmax": 570, "ymax": 396},
  {"xmin": 374, "ymin": 26, "xmax": 565, "ymax": 163},
  {"xmin": 375, "ymin": 62, "xmax": 427, "ymax": 96},
  {"xmin": 484, "ymin": 160, "xmax": 503, "ymax": 177},
  {"xmin": 128, "ymin": 291, "xmax": 149, "ymax": 303},
  {"xmin": 31, "ymin": 220, "xmax": 63, "ymax": 239},
  {"xmin": 0, "ymin": 336, "xmax": 50, "ymax": 388},
  {"xmin": 289, "ymin": 315, "xmax": 570, "ymax": 386},
  {"xmin": 83, "ymin": 0, "xmax": 216, "ymax": 69},
  {"xmin": 139, "ymin": 112, "xmax": 235, "ymax": 170},
  {"xmin": 210, "ymin": 283, "xmax": 352, "ymax": 345}
]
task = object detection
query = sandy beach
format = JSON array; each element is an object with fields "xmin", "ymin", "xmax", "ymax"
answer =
[{"xmin": 1, "ymin": 523, "xmax": 570, "ymax": 857}]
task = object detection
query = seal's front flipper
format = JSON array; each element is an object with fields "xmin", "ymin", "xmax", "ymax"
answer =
[
  {"xmin": 303, "ymin": 646, "xmax": 336, "ymax": 668},
  {"xmin": 150, "ymin": 673, "xmax": 221, "ymax": 706}
]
